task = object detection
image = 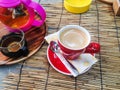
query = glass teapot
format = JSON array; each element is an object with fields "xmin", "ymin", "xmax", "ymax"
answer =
[{"xmin": 0, "ymin": 0, "xmax": 46, "ymax": 32}]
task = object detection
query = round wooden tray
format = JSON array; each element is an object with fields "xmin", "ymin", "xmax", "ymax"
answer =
[
  {"xmin": 98, "ymin": 0, "xmax": 113, "ymax": 4},
  {"xmin": 0, "ymin": 23, "xmax": 47, "ymax": 65}
]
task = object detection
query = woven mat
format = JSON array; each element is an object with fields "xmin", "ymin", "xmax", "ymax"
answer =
[{"xmin": 2, "ymin": 0, "xmax": 120, "ymax": 90}]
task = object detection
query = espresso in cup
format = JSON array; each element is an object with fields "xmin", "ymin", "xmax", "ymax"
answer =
[
  {"xmin": 60, "ymin": 28, "xmax": 89, "ymax": 50},
  {"xmin": 8, "ymin": 41, "xmax": 22, "ymax": 52},
  {"xmin": 0, "ymin": 31, "xmax": 29, "ymax": 58}
]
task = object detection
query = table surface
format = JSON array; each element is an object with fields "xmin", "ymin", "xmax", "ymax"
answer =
[{"xmin": 0, "ymin": 0, "xmax": 120, "ymax": 90}]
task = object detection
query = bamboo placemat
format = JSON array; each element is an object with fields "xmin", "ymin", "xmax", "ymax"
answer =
[{"xmin": 1, "ymin": 0, "xmax": 120, "ymax": 90}]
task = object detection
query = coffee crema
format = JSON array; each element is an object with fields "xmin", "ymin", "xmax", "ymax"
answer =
[
  {"xmin": 8, "ymin": 41, "xmax": 21, "ymax": 52},
  {"xmin": 60, "ymin": 28, "xmax": 88, "ymax": 49}
]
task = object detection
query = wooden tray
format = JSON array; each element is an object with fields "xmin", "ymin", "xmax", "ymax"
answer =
[
  {"xmin": 98, "ymin": 0, "xmax": 113, "ymax": 4},
  {"xmin": 0, "ymin": 23, "xmax": 47, "ymax": 65}
]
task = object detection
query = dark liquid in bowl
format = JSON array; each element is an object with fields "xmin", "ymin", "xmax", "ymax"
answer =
[{"xmin": 1, "ymin": 34, "xmax": 29, "ymax": 58}]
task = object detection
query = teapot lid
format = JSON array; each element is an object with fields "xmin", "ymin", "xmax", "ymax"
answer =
[{"xmin": 0, "ymin": 0, "xmax": 21, "ymax": 7}]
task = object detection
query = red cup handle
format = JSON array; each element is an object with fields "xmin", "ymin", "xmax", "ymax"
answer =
[{"xmin": 85, "ymin": 42, "xmax": 100, "ymax": 53}]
